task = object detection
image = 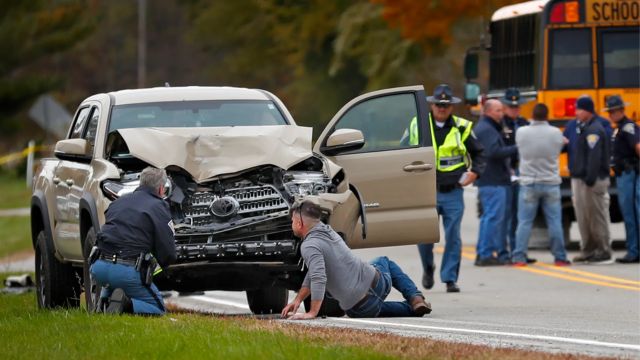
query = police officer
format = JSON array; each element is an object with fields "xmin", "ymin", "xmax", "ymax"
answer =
[
  {"xmin": 90, "ymin": 167, "xmax": 177, "ymax": 314},
  {"xmin": 500, "ymin": 88, "xmax": 534, "ymax": 263},
  {"xmin": 410, "ymin": 84, "xmax": 486, "ymax": 293},
  {"xmin": 569, "ymin": 97, "xmax": 612, "ymax": 264},
  {"xmin": 606, "ymin": 95, "xmax": 640, "ymax": 264}
]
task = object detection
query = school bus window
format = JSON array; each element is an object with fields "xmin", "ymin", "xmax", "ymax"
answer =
[
  {"xmin": 548, "ymin": 28, "xmax": 592, "ymax": 89},
  {"xmin": 599, "ymin": 28, "xmax": 640, "ymax": 88}
]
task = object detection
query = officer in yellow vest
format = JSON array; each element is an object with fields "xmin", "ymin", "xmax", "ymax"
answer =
[{"xmin": 412, "ymin": 84, "xmax": 486, "ymax": 293}]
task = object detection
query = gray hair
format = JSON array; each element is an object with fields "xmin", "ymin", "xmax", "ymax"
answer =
[{"xmin": 140, "ymin": 167, "xmax": 167, "ymax": 190}]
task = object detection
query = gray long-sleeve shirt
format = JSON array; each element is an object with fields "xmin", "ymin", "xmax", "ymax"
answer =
[
  {"xmin": 301, "ymin": 222, "xmax": 376, "ymax": 310},
  {"xmin": 515, "ymin": 120, "xmax": 564, "ymax": 185}
]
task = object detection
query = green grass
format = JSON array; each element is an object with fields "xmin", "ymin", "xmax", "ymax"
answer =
[
  {"xmin": 0, "ymin": 216, "xmax": 32, "ymax": 259},
  {"xmin": 0, "ymin": 173, "xmax": 31, "ymax": 209},
  {"xmin": 0, "ymin": 292, "xmax": 391, "ymax": 360}
]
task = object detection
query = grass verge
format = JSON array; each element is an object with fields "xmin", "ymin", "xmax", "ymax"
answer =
[
  {"xmin": 0, "ymin": 173, "xmax": 31, "ymax": 209},
  {"xmin": 0, "ymin": 287, "xmax": 609, "ymax": 360},
  {"xmin": 0, "ymin": 216, "xmax": 32, "ymax": 259},
  {"xmin": 0, "ymin": 291, "xmax": 391, "ymax": 360}
]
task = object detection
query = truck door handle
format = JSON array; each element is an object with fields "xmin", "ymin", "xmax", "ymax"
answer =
[
  {"xmin": 403, "ymin": 163, "xmax": 433, "ymax": 172},
  {"xmin": 53, "ymin": 177, "xmax": 61, "ymax": 185},
  {"xmin": 65, "ymin": 179, "xmax": 74, "ymax": 187}
]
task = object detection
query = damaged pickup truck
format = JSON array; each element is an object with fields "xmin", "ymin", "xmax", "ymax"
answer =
[{"xmin": 31, "ymin": 86, "xmax": 439, "ymax": 314}]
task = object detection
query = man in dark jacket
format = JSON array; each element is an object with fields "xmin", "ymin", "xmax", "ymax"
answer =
[
  {"xmin": 474, "ymin": 99, "xmax": 517, "ymax": 266},
  {"xmin": 501, "ymin": 88, "xmax": 532, "ymax": 262},
  {"xmin": 605, "ymin": 95, "xmax": 639, "ymax": 263},
  {"xmin": 569, "ymin": 97, "xmax": 612, "ymax": 264},
  {"xmin": 90, "ymin": 167, "xmax": 177, "ymax": 314},
  {"xmin": 412, "ymin": 84, "xmax": 486, "ymax": 293}
]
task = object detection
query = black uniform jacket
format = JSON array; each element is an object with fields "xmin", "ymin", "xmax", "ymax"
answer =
[
  {"xmin": 98, "ymin": 185, "xmax": 177, "ymax": 268},
  {"xmin": 431, "ymin": 113, "xmax": 486, "ymax": 187},
  {"xmin": 612, "ymin": 116, "xmax": 639, "ymax": 175},
  {"xmin": 502, "ymin": 115, "xmax": 529, "ymax": 171},
  {"xmin": 570, "ymin": 117, "xmax": 611, "ymax": 186}
]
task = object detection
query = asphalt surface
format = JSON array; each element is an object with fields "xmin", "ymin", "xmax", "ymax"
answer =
[{"xmin": 168, "ymin": 188, "xmax": 640, "ymax": 358}]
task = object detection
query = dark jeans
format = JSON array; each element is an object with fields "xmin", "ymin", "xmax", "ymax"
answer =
[
  {"xmin": 617, "ymin": 170, "xmax": 640, "ymax": 258},
  {"xmin": 345, "ymin": 256, "xmax": 423, "ymax": 318}
]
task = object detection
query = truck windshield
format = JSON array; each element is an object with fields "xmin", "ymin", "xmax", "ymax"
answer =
[{"xmin": 109, "ymin": 100, "xmax": 288, "ymax": 132}]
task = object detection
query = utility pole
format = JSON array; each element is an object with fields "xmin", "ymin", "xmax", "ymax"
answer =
[{"xmin": 137, "ymin": 0, "xmax": 147, "ymax": 88}]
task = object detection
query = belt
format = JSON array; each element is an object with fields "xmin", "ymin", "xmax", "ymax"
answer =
[
  {"xmin": 437, "ymin": 183, "xmax": 460, "ymax": 193},
  {"xmin": 99, "ymin": 254, "xmax": 138, "ymax": 267},
  {"xmin": 352, "ymin": 270, "xmax": 380, "ymax": 310}
]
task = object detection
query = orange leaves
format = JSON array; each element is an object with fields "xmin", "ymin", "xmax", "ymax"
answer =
[{"xmin": 371, "ymin": 0, "xmax": 517, "ymax": 44}]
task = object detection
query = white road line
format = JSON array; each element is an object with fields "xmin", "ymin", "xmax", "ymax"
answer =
[
  {"xmin": 186, "ymin": 295, "xmax": 639, "ymax": 352},
  {"xmin": 332, "ymin": 318, "xmax": 640, "ymax": 351},
  {"xmin": 191, "ymin": 295, "xmax": 250, "ymax": 310}
]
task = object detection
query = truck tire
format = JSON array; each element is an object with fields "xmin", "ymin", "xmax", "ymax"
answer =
[
  {"xmin": 246, "ymin": 287, "xmax": 288, "ymax": 315},
  {"xmin": 304, "ymin": 293, "xmax": 345, "ymax": 317},
  {"xmin": 35, "ymin": 230, "xmax": 81, "ymax": 309},
  {"xmin": 82, "ymin": 227, "xmax": 101, "ymax": 312}
]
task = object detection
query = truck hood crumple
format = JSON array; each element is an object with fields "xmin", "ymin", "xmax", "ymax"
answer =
[{"xmin": 116, "ymin": 126, "xmax": 313, "ymax": 182}]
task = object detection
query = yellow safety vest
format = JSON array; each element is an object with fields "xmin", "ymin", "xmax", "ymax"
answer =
[{"xmin": 409, "ymin": 114, "xmax": 472, "ymax": 172}]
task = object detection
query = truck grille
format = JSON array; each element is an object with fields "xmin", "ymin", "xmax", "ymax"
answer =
[{"xmin": 183, "ymin": 185, "xmax": 288, "ymax": 226}]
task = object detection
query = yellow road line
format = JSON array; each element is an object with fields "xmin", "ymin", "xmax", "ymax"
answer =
[
  {"xmin": 434, "ymin": 247, "xmax": 640, "ymax": 291},
  {"xmin": 535, "ymin": 262, "xmax": 640, "ymax": 286},
  {"xmin": 517, "ymin": 266, "xmax": 640, "ymax": 292}
]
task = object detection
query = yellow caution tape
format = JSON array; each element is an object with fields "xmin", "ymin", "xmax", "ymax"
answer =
[{"xmin": 0, "ymin": 145, "xmax": 51, "ymax": 166}]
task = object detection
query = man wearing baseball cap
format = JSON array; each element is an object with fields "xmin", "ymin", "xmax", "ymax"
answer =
[
  {"xmin": 566, "ymin": 96, "xmax": 612, "ymax": 264},
  {"xmin": 605, "ymin": 95, "xmax": 639, "ymax": 264}
]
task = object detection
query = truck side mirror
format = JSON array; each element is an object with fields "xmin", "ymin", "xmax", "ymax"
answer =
[
  {"xmin": 54, "ymin": 138, "xmax": 90, "ymax": 162},
  {"xmin": 464, "ymin": 53, "xmax": 479, "ymax": 80},
  {"xmin": 464, "ymin": 83, "xmax": 481, "ymax": 106},
  {"xmin": 320, "ymin": 128, "xmax": 365, "ymax": 156}
]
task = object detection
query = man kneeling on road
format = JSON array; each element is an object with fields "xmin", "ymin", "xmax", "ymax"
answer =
[
  {"xmin": 90, "ymin": 167, "xmax": 177, "ymax": 315},
  {"xmin": 282, "ymin": 201, "xmax": 430, "ymax": 319}
]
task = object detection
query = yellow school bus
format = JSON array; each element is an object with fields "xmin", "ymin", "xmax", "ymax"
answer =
[{"xmin": 464, "ymin": 0, "xmax": 639, "ymax": 237}]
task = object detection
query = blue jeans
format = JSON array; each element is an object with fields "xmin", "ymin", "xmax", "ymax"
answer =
[
  {"xmin": 418, "ymin": 188, "xmax": 463, "ymax": 283},
  {"xmin": 90, "ymin": 260, "xmax": 165, "ymax": 315},
  {"xmin": 506, "ymin": 183, "xmax": 519, "ymax": 254},
  {"xmin": 513, "ymin": 184, "xmax": 567, "ymax": 263},
  {"xmin": 617, "ymin": 170, "xmax": 640, "ymax": 258},
  {"xmin": 346, "ymin": 256, "xmax": 423, "ymax": 318},
  {"xmin": 477, "ymin": 185, "xmax": 509, "ymax": 260}
]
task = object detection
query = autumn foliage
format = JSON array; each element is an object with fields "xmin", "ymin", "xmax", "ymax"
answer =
[{"xmin": 371, "ymin": 0, "xmax": 518, "ymax": 44}]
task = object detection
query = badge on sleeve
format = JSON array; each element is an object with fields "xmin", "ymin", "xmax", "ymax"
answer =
[
  {"xmin": 586, "ymin": 134, "xmax": 600, "ymax": 149},
  {"xmin": 622, "ymin": 123, "xmax": 636, "ymax": 135},
  {"xmin": 168, "ymin": 220, "xmax": 175, "ymax": 235}
]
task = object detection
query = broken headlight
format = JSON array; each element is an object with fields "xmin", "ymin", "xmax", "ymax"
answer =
[
  {"xmin": 283, "ymin": 171, "xmax": 332, "ymax": 196},
  {"xmin": 101, "ymin": 179, "xmax": 139, "ymax": 201}
]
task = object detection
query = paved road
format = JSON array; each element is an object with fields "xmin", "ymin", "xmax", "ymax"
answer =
[{"xmin": 169, "ymin": 188, "xmax": 640, "ymax": 358}]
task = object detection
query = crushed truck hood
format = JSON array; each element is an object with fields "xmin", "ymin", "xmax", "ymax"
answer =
[{"xmin": 117, "ymin": 126, "xmax": 313, "ymax": 182}]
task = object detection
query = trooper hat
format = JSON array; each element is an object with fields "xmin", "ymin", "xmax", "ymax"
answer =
[
  {"xmin": 426, "ymin": 84, "xmax": 461, "ymax": 105},
  {"xmin": 500, "ymin": 87, "xmax": 531, "ymax": 106},
  {"xmin": 603, "ymin": 95, "xmax": 629, "ymax": 112}
]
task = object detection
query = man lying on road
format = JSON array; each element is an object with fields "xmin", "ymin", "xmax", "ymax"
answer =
[{"xmin": 282, "ymin": 201, "xmax": 431, "ymax": 319}]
